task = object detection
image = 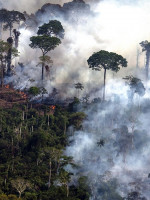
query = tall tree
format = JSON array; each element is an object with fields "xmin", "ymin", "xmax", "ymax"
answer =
[
  {"xmin": 0, "ymin": 41, "xmax": 10, "ymax": 87},
  {"xmin": 140, "ymin": 40, "xmax": 150, "ymax": 81},
  {"xmin": 29, "ymin": 35, "xmax": 61, "ymax": 81},
  {"xmin": 87, "ymin": 50, "xmax": 127, "ymax": 100},
  {"xmin": 0, "ymin": 40, "xmax": 18, "ymax": 86},
  {"xmin": 32, "ymin": 20, "xmax": 64, "ymax": 82},
  {"xmin": 6, "ymin": 37, "xmax": 19, "ymax": 76},
  {"xmin": 3, "ymin": 10, "xmax": 25, "ymax": 37}
]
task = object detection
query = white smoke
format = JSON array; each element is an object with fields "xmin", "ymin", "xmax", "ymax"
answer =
[
  {"xmin": 0, "ymin": 0, "xmax": 98, "ymax": 13},
  {"xmin": 4, "ymin": 0, "xmax": 150, "ymax": 98},
  {"xmin": 3, "ymin": 0, "xmax": 150, "ymax": 97},
  {"xmin": 66, "ymin": 79, "xmax": 150, "ymax": 199}
]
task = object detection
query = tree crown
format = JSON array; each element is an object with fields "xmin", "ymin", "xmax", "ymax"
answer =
[
  {"xmin": 3, "ymin": 10, "xmax": 25, "ymax": 30},
  {"xmin": 87, "ymin": 50, "xmax": 127, "ymax": 72},
  {"xmin": 29, "ymin": 35, "xmax": 61, "ymax": 55},
  {"xmin": 37, "ymin": 20, "xmax": 65, "ymax": 39},
  {"xmin": 140, "ymin": 40, "xmax": 150, "ymax": 52}
]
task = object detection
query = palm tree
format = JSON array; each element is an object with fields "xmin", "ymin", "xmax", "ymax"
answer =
[{"xmin": 75, "ymin": 82, "xmax": 84, "ymax": 98}]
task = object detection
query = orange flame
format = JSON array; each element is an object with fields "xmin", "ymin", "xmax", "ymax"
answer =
[
  {"xmin": 50, "ymin": 105, "xmax": 56, "ymax": 110},
  {"xmin": 5, "ymin": 85, "xmax": 10, "ymax": 89},
  {"xmin": 18, "ymin": 91, "xmax": 27, "ymax": 99}
]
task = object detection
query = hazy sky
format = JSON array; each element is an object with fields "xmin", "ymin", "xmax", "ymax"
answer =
[{"xmin": 0, "ymin": 0, "xmax": 99, "ymax": 13}]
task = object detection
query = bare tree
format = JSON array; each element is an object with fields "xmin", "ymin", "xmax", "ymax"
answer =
[
  {"xmin": 11, "ymin": 178, "xmax": 31, "ymax": 198},
  {"xmin": 140, "ymin": 40, "xmax": 150, "ymax": 81}
]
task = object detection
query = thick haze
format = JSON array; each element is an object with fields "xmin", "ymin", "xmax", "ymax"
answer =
[
  {"xmin": 0, "ymin": 0, "xmax": 98, "ymax": 13},
  {"xmin": 66, "ymin": 81, "xmax": 150, "ymax": 199},
  {"xmin": 2, "ymin": 0, "xmax": 150, "ymax": 97},
  {"xmin": 1, "ymin": 0, "xmax": 150, "ymax": 96}
]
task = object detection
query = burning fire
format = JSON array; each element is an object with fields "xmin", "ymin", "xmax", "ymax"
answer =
[
  {"xmin": 18, "ymin": 91, "xmax": 27, "ymax": 99},
  {"xmin": 5, "ymin": 85, "xmax": 10, "ymax": 89},
  {"xmin": 50, "ymin": 105, "xmax": 56, "ymax": 110}
]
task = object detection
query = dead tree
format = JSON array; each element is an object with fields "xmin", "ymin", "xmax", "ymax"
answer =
[{"xmin": 140, "ymin": 40, "xmax": 150, "ymax": 81}]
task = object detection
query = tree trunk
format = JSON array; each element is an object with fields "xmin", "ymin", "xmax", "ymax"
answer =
[
  {"xmin": 64, "ymin": 121, "xmax": 66, "ymax": 135},
  {"xmin": 10, "ymin": 27, "xmax": 12, "ymax": 37},
  {"xmin": 22, "ymin": 111, "xmax": 25, "ymax": 121},
  {"xmin": 48, "ymin": 114, "xmax": 50, "ymax": 127},
  {"xmin": 66, "ymin": 184, "xmax": 69, "ymax": 197},
  {"xmin": 57, "ymin": 161, "xmax": 60, "ymax": 174},
  {"xmin": 103, "ymin": 69, "xmax": 106, "ymax": 101},
  {"xmin": 1, "ymin": 61, "xmax": 4, "ymax": 88},
  {"xmin": 42, "ymin": 62, "xmax": 44, "ymax": 82},
  {"xmin": 11, "ymin": 137, "xmax": 14, "ymax": 171},
  {"xmin": 48, "ymin": 159, "xmax": 52, "ymax": 188},
  {"xmin": 7, "ymin": 37, "xmax": 13, "ymax": 76},
  {"xmin": 136, "ymin": 49, "xmax": 139, "ymax": 69},
  {"xmin": 145, "ymin": 51, "xmax": 150, "ymax": 81},
  {"xmin": 0, "ymin": 22, "xmax": 2, "ymax": 40},
  {"xmin": 19, "ymin": 191, "xmax": 21, "ymax": 199},
  {"xmin": 32, "ymin": 125, "xmax": 33, "ymax": 132}
]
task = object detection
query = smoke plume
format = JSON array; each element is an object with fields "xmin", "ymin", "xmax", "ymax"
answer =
[{"xmin": 66, "ymin": 79, "xmax": 150, "ymax": 199}]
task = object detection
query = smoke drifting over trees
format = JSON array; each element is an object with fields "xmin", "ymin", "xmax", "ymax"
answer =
[
  {"xmin": 0, "ymin": 0, "xmax": 97, "ymax": 13},
  {"xmin": 3, "ymin": 0, "xmax": 150, "ymax": 98},
  {"xmin": 1, "ymin": 0, "xmax": 150, "ymax": 199}
]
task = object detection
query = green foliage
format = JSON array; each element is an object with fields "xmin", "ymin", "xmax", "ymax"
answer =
[
  {"xmin": 76, "ymin": 176, "xmax": 90, "ymax": 200},
  {"xmin": 38, "ymin": 55, "xmax": 53, "ymax": 66},
  {"xmin": 28, "ymin": 87, "xmax": 40, "ymax": 96},
  {"xmin": 29, "ymin": 35, "xmax": 61, "ymax": 56},
  {"xmin": 68, "ymin": 97, "xmax": 80, "ymax": 112},
  {"xmin": 24, "ymin": 192, "xmax": 37, "ymax": 200},
  {"xmin": 69, "ymin": 112, "xmax": 86, "ymax": 129},
  {"xmin": 0, "ymin": 40, "xmax": 10, "ymax": 59},
  {"xmin": 87, "ymin": 50, "xmax": 127, "ymax": 72},
  {"xmin": 7, "ymin": 194, "xmax": 19, "ymax": 200},
  {"xmin": 37, "ymin": 20, "xmax": 65, "ymax": 39},
  {"xmin": 3, "ymin": 10, "xmax": 25, "ymax": 32},
  {"xmin": 97, "ymin": 180, "xmax": 123, "ymax": 200},
  {"xmin": 0, "ymin": 104, "xmax": 89, "ymax": 199},
  {"xmin": 0, "ymin": 194, "xmax": 20, "ymax": 200},
  {"xmin": 0, "ymin": 194, "xmax": 8, "ymax": 200},
  {"xmin": 29, "ymin": 21, "xmax": 63, "ymax": 81}
]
